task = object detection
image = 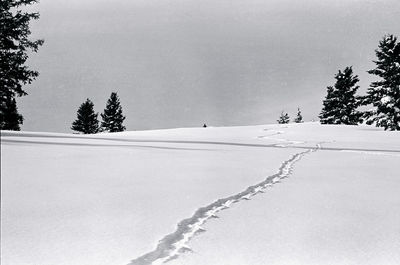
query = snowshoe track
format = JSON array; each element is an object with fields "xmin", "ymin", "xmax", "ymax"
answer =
[{"xmin": 128, "ymin": 147, "xmax": 318, "ymax": 265}]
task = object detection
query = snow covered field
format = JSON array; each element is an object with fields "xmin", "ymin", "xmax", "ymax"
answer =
[{"xmin": 1, "ymin": 123, "xmax": 399, "ymax": 265}]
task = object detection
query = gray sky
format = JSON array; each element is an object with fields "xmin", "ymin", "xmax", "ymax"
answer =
[{"xmin": 20, "ymin": 0, "xmax": 400, "ymax": 132}]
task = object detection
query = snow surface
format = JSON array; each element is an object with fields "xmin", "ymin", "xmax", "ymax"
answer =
[
  {"xmin": 1, "ymin": 123, "xmax": 400, "ymax": 265},
  {"xmin": 381, "ymin": 95, "xmax": 392, "ymax": 104}
]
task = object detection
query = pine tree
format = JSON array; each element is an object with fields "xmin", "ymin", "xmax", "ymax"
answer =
[
  {"xmin": 319, "ymin": 67, "xmax": 362, "ymax": 125},
  {"xmin": 362, "ymin": 34, "xmax": 400, "ymax": 130},
  {"xmin": 0, "ymin": 0, "xmax": 44, "ymax": 130},
  {"xmin": 277, "ymin": 111, "xmax": 290, "ymax": 124},
  {"xmin": 0, "ymin": 95, "xmax": 23, "ymax": 130},
  {"xmin": 294, "ymin": 107, "xmax": 303, "ymax": 123},
  {"xmin": 101, "ymin": 92, "xmax": 126, "ymax": 132},
  {"xmin": 71, "ymin": 99, "xmax": 100, "ymax": 134}
]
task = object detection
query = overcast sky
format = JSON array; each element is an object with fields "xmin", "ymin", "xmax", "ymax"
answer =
[{"xmin": 20, "ymin": 0, "xmax": 400, "ymax": 132}]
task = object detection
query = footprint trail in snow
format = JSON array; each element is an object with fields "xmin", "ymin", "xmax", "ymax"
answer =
[{"xmin": 128, "ymin": 146, "xmax": 319, "ymax": 265}]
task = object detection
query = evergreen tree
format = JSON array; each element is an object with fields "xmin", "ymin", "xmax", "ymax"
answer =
[
  {"xmin": 0, "ymin": 95, "xmax": 23, "ymax": 130},
  {"xmin": 101, "ymin": 92, "xmax": 126, "ymax": 132},
  {"xmin": 294, "ymin": 107, "xmax": 303, "ymax": 123},
  {"xmin": 319, "ymin": 66, "xmax": 362, "ymax": 125},
  {"xmin": 0, "ymin": 0, "xmax": 44, "ymax": 130},
  {"xmin": 71, "ymin": 99, "xmax": 100, "ymax": 134},
  {"xmin": 361, "ymin": 34, "xmax": 400, "ymax": 130},
  {"xmin": 277, "ymin": 111, "xmax": 290, "ymax": 124}
]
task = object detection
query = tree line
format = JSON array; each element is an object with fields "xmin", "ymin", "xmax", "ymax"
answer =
[
  {"xmin": 319, "ymin": 34, "xmax": 400, "ymax": 131},
  {"xmin": 276, "ymin": 34, "xmax": 399, "ymax": 130},
  {"xmin": 71, "ymin": 92, "xmax": 126, "ymax": 134},
  {"xmin": 1, "ymin": 1, "xmax": 399, "ymax": 132},
  {"xmin": 276, "ymin": 108, "xmax": 303, "ymax": 124}
]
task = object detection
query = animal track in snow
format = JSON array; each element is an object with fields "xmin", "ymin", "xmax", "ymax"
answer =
[{"xmin": 128, "ymin": 147, "xmax": 318, "ymax": 265}]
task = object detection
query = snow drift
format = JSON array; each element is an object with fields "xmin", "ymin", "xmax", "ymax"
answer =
[{"xmin": 1, "ymin": 123, "xmax": 399, "ymax": 265}]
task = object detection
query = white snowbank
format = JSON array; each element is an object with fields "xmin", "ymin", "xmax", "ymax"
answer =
[
  {"xmin": 171, "ymin": 151, "xmax": 400, "ymax": 265},
  {"xmin": 1, "ymin": 123, "xmax": 399, "ymax": 265}
]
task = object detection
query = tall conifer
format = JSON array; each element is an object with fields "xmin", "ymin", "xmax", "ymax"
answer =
[
  {"xmin": 319, "ymin": 67, "xmax": 362, "ymax": 125},
  {"xmin": 71, "ymin": 99, "xmax": 99, "ymax": 134},
  {"xmin": 0, "ymin": 0, "xmax": 44, "ymax": 129},
  {"xmin": 362, "ymin": 34, "xmax": 400, "ymax": 130},
  {"xmin": 101, "ymin": 92, "xmax": 126, "ymax": 132}
]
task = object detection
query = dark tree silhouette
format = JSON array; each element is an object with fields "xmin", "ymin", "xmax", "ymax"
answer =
[
  {"xmin": 101, "ymin": 92, "xmax": 126, "ymax": 132},
  {"xmin": 71, "ymin": 99, "xmax": 100, "ymax": 134},
  {"xmin": 294, "ymin": 107, "xmax": 303, "ymax": 123},
  {"xmin": 319, "ymin": 67, "xmax": 362, "ymax": 125},
  {"xmin": 277, "ymin": 111, "xmax": 290, "ymax": 124},
  {"xmin": 0, "ymin": 0, "xmax": 44, "ymax": 130},
  {"xmin": 361, "ymin": 34, "xmax": 400, "ymax": 130},
  {"xmin": 0, "ymin": 95, "xmax": 23, "ymax": 130}
]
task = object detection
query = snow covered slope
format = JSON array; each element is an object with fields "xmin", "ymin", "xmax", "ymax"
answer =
[{"xmin": 1, "ymin": 123, "xmax": 399, "ymax": 265}]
